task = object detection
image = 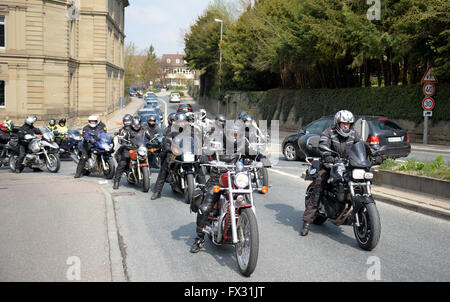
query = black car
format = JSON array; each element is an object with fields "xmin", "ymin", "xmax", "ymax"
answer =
[
  {"xmin": 281, "ymin": 115, "xmax": 411, "ymax": 161},
  {"xmin": 176, "ymin": 104, "xmax": 193, "ymax": 113}
]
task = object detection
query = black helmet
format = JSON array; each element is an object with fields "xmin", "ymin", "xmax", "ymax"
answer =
[
  {"xmin": 237, "ymin": 110, "xmax": 248, "ymax": 121},
  {"xmin": 131, "ymin": 117, "xmax": 141, "ymax": 131},
  {"xmin": 146, "ymin": 114, "xmax": 157, "ymax": 127},
  {"xmin": 167, "ymin": 113, "xmax": 176, "ymax": 125},
  {"xmin": 123, "ymin": 114, "xmax": 132, "ymax": 126},
  {"xmin": 242, "ymin": 114, "xmax": 253, "ymax": 123},
  {"xmin": 49, "ymin": 119, "xmax": 56, "ymax": 126},
  {"xmin": 59, "ymin": 118, "xmax": 66, "ymax": 125}
]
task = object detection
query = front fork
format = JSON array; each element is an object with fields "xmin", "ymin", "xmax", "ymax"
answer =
[{"xmin": 349, "ymin": 181, "xmax": 372, "ymax": 227}]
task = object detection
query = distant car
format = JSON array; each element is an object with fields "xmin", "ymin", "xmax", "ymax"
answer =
[
  {"xmin": 145, "ymin": 91, "xmax": 156, "ymax": 98},
  {"xmin": 169, "ymin": 93, "xmax": 181, "ymax": 103},
  {"xmin": 137, "ymin": 90, "xmax": 143, "ymax": 98},
  {"xmin": 129, "ymin": 89, "xmax": 137, "ymax": 97},
  {"xmin": 281, "ymin": 115, "xmax": 411, "ymax": 161},
  {"xmin": 176, "ymin": 103, "xmax": 193, "ymax": 113},
  {"xmin": 145, "ymin": 100, "xmax": 159, "ymax": 108}
]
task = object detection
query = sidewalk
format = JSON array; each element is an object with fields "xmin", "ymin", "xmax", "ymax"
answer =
[
  {"xmin": 411, "ymin": 143, "xmax": 450, "ymax": 155},
  {"xmin": 104, "ymin": 97, "xmax": 144, "ymax": 133},
  {"xmin": 372, "ymin": 184, "xmax": 450, "ymax": 221},
  {"xmin": 0, "ymin": 173, "xmax": 124, "ymax": 281}
]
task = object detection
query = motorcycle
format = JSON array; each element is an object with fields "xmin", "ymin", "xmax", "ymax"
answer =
[
  {"xmin": 193, "ymin": 144, "xmax": 263, "ymax": 277},
  {"xmin": 9, "ymin": 129, "xmax": 61, "ymax": 173},
  {"xmin": 58, "ymin": 128, "xmax": 83, "ymax": 159},
  {"xmin": 118, "ymin": 132, "xmax": 159, "ymax": 193},
  {"xmin": 168, "ymin": 135, "xmax": 201, "ymax": 204},
  {"xmin": 243, "ymin": 140, "xmax": 271, "ymax": 194},
  {"xmin": 71, "ymin": 132, "xmax": 115, "ymax": 179},
  {"xmin": 303, "ymin": 138, "xmax": 384, "ymax": 251},
  {"xmin": 147, "ymin": 131, "xmax": 163, "ymax": 169}
]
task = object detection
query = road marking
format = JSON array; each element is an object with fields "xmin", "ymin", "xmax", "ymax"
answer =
[
  {"xmin": 270, "ymin": 168, "xmax": 302, "ymax": 179},
  {"xmin": 157, "ymin": 95, "xmax": 168, "ymax": 127}
]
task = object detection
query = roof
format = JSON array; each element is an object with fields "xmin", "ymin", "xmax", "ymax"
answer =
[{"xmin": 161, "ymin": 54, "xmax": 187, "ymax": 67}]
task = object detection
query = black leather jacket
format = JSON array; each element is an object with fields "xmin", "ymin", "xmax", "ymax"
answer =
[{"xmin": 319, "ymin": 127, "xmax": 364, "ymax": 160}]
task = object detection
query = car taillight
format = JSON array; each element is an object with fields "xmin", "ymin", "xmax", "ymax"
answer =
[
  {"xmin": 378, "ymin": 117, "xmax": 388, "ymax": 120},
  {"xmin": 366, "ymin": 136, "xmax": 380, "ymax": 145},
  {"xmin": 189, "ymin": 107, "xmax": 192, "ymax": 110}
]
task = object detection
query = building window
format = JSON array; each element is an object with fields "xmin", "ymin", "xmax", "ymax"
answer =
[
  {"xmin": 0, "ymin": 16, "xmax": 5, "ymax": 48},
  {"xmin": 0, "ymin": 81, "xmax": 5, "ymax": 107},
  {"xmin": 167, "ymin": 58, "xmax": 171, "ymax": 64},
  {"xmin": 176, "ymin": 59, "xmax": 180, "ymax": 64}
]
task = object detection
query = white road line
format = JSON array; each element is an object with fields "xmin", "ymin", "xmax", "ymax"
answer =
[
  {"xmin": 270, "ymin": 168, "xmax": 302, "ymax": 179},
  {"xmin": 158, "ymin": 95, "xmax": 168, "ymax": 127}
]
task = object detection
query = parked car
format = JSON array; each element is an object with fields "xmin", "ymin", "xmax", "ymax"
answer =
[
  {"xmin": 169, "ymin": 93, "xmax": 181, "ymax": 103},
  {"xmin": 129, "ymin": 89, "xmax": 137, "ymax": 97},
  {"xmin": 176, "ymin": 103, "xmax": 193, "ymax": 113},
  {"xmin": 137, "ymin": 90, "xmax": 143, "ymax": 98},
  {"xmin": 281, "ymin": 115, "xmax": 411, "ymax": 161}
]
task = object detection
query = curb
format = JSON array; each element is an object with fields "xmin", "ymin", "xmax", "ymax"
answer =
[
  {"xmin": 373, "ymin": 193, "xmax": 450, "ymax": 221},
  {"xmin": 100, "ymin": 186, "xmax": 128, "ymax": 282}
]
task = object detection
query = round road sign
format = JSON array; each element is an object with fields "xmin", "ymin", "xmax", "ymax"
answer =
[
  {"xmin": 423, "ymin": 83, "xmax": 435, "ymax": 96},
  {"xmin": 422, "ymin": 97, "xmax": 435, "ymax": 111}
]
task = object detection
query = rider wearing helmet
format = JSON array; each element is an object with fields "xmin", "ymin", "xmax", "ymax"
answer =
[
  {"xmin": 15, "ymin": 116, "xmax": 42, "ymax": 172},
  {"xmin": 74, "ymin": 115, "xmax": 105, "ymax": 178},
  {"xmin": 113, "ymin": 117, "xmax": 150, "ymax": 189},
  {"xmin": 0, "ymin": 122, "xmax": 11, "ymax": 159},
  {"xmin": 55, "ymin": 118, "xmax": 68, "ymax": 146},
  {"xmin": 237, "ymin": 110, "xmax": 248, "ymax": 121},
  {"xmin": 47, "ymin": 119, "xmax": 57, "ymax": 133},
  {"xmin": 301, "ymin": 110, "xmax": 363, "ymax": 236}
]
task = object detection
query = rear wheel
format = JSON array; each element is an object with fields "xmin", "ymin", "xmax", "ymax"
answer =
[
  {"xmin": 235, "ymin": 208, "xmax": 259, "ymax": 277},
  {"xmin": 353, "ymin": 201, "xmax": 381, "ymax": 251}
]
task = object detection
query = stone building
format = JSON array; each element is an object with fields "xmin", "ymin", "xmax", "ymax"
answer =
[
  {"xmin": 0, "ymin": 0, "xmax": 129, "ymax": 125},
  {"xmin": 159, "ymin": 54, "xmax": 195, "ymax": 87}
]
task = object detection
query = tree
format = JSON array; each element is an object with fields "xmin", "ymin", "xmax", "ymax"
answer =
[{"xmin": 140, "ymin": 44, "xmax": 159, "ymax": 88}]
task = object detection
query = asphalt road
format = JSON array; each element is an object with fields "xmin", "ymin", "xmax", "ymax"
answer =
[{"xmin": 2, "ymin": 95, "xmax": 449, "ymax": 282}]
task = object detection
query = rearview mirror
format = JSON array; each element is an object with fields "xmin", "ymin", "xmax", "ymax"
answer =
[{"xmin": 298, "ymin": 129, "xmax": 306, "ymax": 135}]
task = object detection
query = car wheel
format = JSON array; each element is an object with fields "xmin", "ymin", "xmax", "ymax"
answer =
[{"xmin": 283, "ymin": 143, "xmax": 298, "ymax": 161}]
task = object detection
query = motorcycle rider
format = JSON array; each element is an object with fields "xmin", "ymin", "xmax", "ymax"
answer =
[
  {"xmin": 144, "ymin": 114, "xmax": 163, "ymax": 168},
  {"xmin": 3, "ymin": 116, "xmax": 14, "ymax": 131},
  {"xmin": 151, "ymin": 112, "xmax": 196, "ymax": 200},
  {"xmin": 55, "ymin": 118, "xmax": 68, "ymax": 146},
  {"xmin": 301, "ymin": 110, "xmax": 363, "ymax": 236},
  {"xmin": 159, "ymin": 113, "xmax": 177, "ymax": 165},
  {"xmin": 47, "ymin": 119, "xmax": 57, "ymax": 133},
  {"xmin": 237, "ymin": 110, "xmax": 248, "ymax": 121},
  {"xmin": 113, "ymin": 116, "xmax": 150, "ymax": 189},
  {"xmin": 0, "ymin": 122, "xmax": 10, "ymax": 159},
  {"xmin": 15, "ymin": 116, "xmax": 42, "ymax": 173},
  {"xmin": 74, "ymin": 115, "xmax": 107, "ymax": 178},
  {"xmin": 190, "ymin": 122, "xmax": 246, "ymax": 253}
]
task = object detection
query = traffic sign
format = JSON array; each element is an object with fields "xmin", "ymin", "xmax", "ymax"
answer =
[
  {"xmin": 423, "ymin": 111, "xmax": 432, "ymax": 117},
  {"xmin": 423, "ymin": 83, "xmax": 435, "ymax": 96},
  {"xmin": 421, "ymin": 66, "xmax": 438, "ymax": 83},
  {"xmin": 422, "ymin": 97, "xmax": 435, "ymax": 111}
]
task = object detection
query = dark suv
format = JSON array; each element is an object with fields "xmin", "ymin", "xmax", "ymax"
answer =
[{"xmin": 282, "ymin": 115, "xmax": 411, "ymax": 161}]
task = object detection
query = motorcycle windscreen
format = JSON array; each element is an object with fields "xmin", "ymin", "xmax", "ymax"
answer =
[
  {"xmin": 172, "ymin": 135, "xmax": 198, "ymax": 155},
  {"xmin": 347, "ymin": 142, "xmax": 371, "ymax": 168},
  {"xmin": 131, "ymin": 131, "xmax": 148, "ymax": 147},
  {"xmin": 97, "ymin": 131, "xmax": 112, "ymax": 144}
]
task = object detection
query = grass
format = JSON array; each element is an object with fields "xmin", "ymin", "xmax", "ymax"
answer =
[{"xmin": 379, "ymin": 156, "xmax": 450, "ymax": 180}]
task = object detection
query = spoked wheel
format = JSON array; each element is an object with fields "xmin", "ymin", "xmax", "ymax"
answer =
[
  {"xmin": 46, "ymin": 153, "xmax": 61, "ymax": 173},
  {"xmin": 353, "ymin": 202, "xmax": 381, "ymax": 251},
  {"xmin": 283, "ymin": 143, "xmax": 297, "ymax": 161},
  {"xmin": 235, "ymin": 208, "xmax": 259, "ymax": 277}
]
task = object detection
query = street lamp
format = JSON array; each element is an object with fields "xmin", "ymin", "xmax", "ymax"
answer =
[{"xmin": 215, "ymin": 18, "xmax": 223, "ymax": 114}]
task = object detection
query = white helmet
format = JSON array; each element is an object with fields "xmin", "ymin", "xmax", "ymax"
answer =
[
  {"xmin": 199, "ymin": 109, "xmax": 207, "ymax": 120},
  {"xmin": 88, "ymin": 115, "xmax": 99, "ymax": 128},
  {"xmin": 334, "ymin": 110, "xmax": 355, "ymax": 138},
  {"xmin": 25, "ymin": 116, "xmax": 37, "ymax": 126}
]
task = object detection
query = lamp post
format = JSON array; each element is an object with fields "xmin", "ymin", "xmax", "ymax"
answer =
[{"xmin": 215, "ymin": 18, "xmax": 223, "ymax": 114}]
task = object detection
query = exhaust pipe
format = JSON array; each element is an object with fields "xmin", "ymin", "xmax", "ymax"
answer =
[{"xmin": 71, "ymin": 154, "xmax": 80, "ymax": 164}]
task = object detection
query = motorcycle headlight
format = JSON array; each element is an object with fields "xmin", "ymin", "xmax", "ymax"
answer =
[
  {"xmin": 352, "ymin": 169, "xmax": 366, "ymax": 180},
  {"xmin": 30, "ymin": 141, "xmax": 41, "ymax": 153},
  {"xmin": 234, "ymin": 172, "xmax": 249, "ymax": 188},
  {"xmin": 74, "ymin": 136, "xmax": 82, "ymax": 141},
  {"xmin": 138, "ymin": 146, "xmax": 148, "ymax": 156},
  {"xmin": 364, "ymin": 172, "xmax": 374, "ymax": 180},
  {"xmin": 182, "ymin": 152, "xmax": 195, "ymax": 162},
  {"xmin": 103, "ymin": 144, "xmax": 111, "ymax": 151}
]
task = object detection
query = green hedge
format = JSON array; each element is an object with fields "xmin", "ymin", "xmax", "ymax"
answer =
[{"xmin": 245, "ymin": 83, "xmax": 450, "ymax": 125}]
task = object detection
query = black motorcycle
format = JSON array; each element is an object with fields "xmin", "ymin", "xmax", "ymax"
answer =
[
  {"xmin": 168, "ymin": 135, "xmax": 201, "ymax": 204},
  {"xmin": 303, "ymin": 139, "xmax": 384, "ymax": 251},
  {"xmin": 58, "ymin": 128, "xmax": 83, "ymax": 159}
]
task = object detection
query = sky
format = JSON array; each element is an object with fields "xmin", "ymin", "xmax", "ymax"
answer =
[{"xmin": 125, "ymin": 0, "xmax": 212, "ymax": 57}]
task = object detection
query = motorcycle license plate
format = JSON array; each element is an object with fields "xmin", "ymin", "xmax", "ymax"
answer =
[{"xmin": 387, "ymin": 136, "xmax": 402, "ymax": 143}]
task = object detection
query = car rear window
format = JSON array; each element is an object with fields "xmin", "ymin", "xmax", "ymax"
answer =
[{"xmin": 372, "ymin": 119, "xmax": 403, "ymax": 131}]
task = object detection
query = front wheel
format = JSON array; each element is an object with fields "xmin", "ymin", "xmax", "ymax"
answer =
[
  {"xmin": 235, "ymin": 208, "xmax": 259, "ymax": 277},
  {"xmin": 103, "ymin": 158, "xmax": 115, "ymax": 179},
  {"xmin": 141, "ymin": 167, "xmax": 151, "ymax": 193},
  {"xmin": 353, "ymin": 202, "xmax": 381, "ymax": 251},
  {"xmin": 184, "ymin": 173, "xmax": 195, "ymax": 204},
  {"xmin": 46, "ymin": 153, "xmax": 61, "ymax": 173}
]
